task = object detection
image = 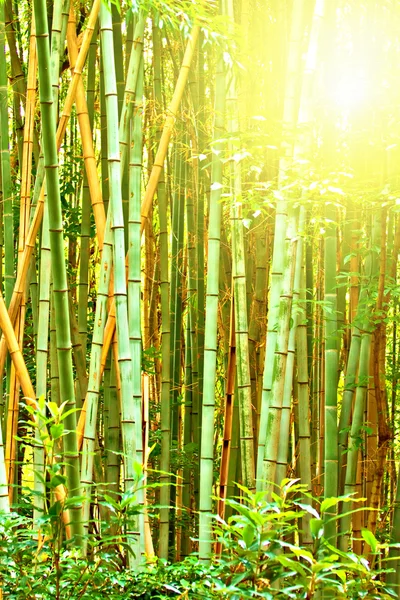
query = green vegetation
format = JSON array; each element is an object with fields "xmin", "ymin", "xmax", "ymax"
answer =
[
  {"xmin": 0, "ymin": 480, "xmax": 397, "ymax": 598},
  {"xmin": 0, "ymin": 0, "xmax": 400, "ymax": 597}
]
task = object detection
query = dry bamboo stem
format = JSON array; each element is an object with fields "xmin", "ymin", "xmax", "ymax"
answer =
[{"xmin": 66, "ymin": 5, "xmax": 105, "ymax": 247}]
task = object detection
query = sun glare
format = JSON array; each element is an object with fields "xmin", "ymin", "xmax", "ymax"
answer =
[{"xmin": 331, "ymin": 72, "xmax": 369, "ymax": 110}]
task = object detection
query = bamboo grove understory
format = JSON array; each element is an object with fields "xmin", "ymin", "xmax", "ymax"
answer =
[{"xmin": 0, "ymin": 0, "xmax": 400, "ymax": 591}]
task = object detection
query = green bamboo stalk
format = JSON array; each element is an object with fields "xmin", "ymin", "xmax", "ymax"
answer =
[
  {"xmin": 226, "ymin": 385, "xmax": 240, "ymax": 519},
  {"xmin": 5, "ymin": 0, "xmax": 24, "ymax": 165},
  {"xmin": 337, "ymin": 323, "xmax": 362, "ymax": 495},
  {"xmin": 323, "ymin": 200, "xmax": 338, "ymax": 545},
  {"xmin": 4, "ymin": 0, "xmax": 26, "ymax": 121},
  {"xmin": 59, "ymin": 0, "xmax": 69, "ymax": 70},
  {"xmin": 158, "ymin": 166, "xmax": 171, "ymax": 559},
  {"xmin": 49, "ymin": 284, "xmax": 60, "ymax": 407},
  {"xmin": 388, "ymin": 461, "xmax": 400, "ymax": 593},
  {"xmin": 153, "ymin": 17, "xmax": 171, "ymax": 560},
  {"xmin": 181, "ymin": 312, "xmax": 192, "ymax": 557},
  {"xmin": 111, "ymin": 3, "xmax": 124, "ymax": 120},
  {"xmin": 168, "ymin": 137, "xmax": 185, "ymax": 556},
  {"xmin": 100, "ymin": 55, "xmax": 109, "ymax": 215},
  {"xmin": 305, "ymin": 228, "xmax": 314, "ymax": 380},
  {"xmin": 311, "ymin": 239, "xmax": 324, "ymax": 491},
  {"xmin": 29, "ymin": 256, "xmax": 39, "ymax": 345},
  {"xmin": 196, "ymin": 33, "xmax": 206, "ymax": 425},
  {"xmin": 296, "ymin": 256, "xmax": 312, "ymax": 546},
  {"xmin": 248, "ymin": 221, "xmax": 268, "ymax": 451},
  {"xmin": 99, "ymin": 1, "xmax": 139, "ymax": 562},
  {"xmin": 104, "ymin": 355, "xmax": 120, "ymax": 502},
  {"xmin": 11, "ymin": 0, "xmax": 21, "ymax": 56},
  {"xmin": 339, "ymin": 220, "xmax": 380, "ymax": 550},
  {"xmin": 199, "ymin": 54, "xmax": 225, "ymax": 562},
  {"xmin": 276, "ymin": 206, "xmax": 305, "ymax": 486},
  {"xmin": 111, "ymin": 2, "xmax": 129, "ymax": 248},
  {"xmin": 181, "ymin": 115, "xmax": 197, "ymax": 541},
  {"xmin": 0, "ymin": 5, "xmax": 14, "ymax": 308},
  {"xmin": 262, "ymin": 209, "xmax": 298, "ymax": 491},
  {"xmin": 218, "ymin": 295, "xmax": 235, "ymax": 527},
  {"xmin": 128, "ymin": 56, "xmax": 145, "ymax": 558},
  {"xmin": 339, "ymin": 328, "xmax": 372, "ymax": 549},
  {"xmin": 119, "ymin": 11, "xmax": 146, "ymax": 174},
  {"xmin": 50, "ymin": 0, "xmax": 69, "ymax": 117},
  {"xmin": 226, "ymin": 25, "xmax": 255, "ymax": 490},
  {"xmin": 80, "ymin": 214, "xmax": 113, "ymax": 548},
  {"xmin": 125, "ymin": 14, "xmax": 134, "ymax": 78},
  {"xmin": 170, "ymin": 142, "xmax": 185, "ymax": 451},
  {"xmin": 0, "ymin": 418, "xmax": 9, "ymax": 512},
  {"xmin": 69, "ymin": 295, "xmax": 88, "ymax": 410},
  {"xmin": 245, "ymin": 232, "xmax": 254, "ymax": 321},
  {"xmin": 34, "ymin": 202, "xmax": 51, "ymax": 524},
  {"xmin": 185, "ymin": 124, "xmax": 199, "ymax": 485},
  {"xmin": 34, "ymin": 0, "xmax": 83, "ymax": 542}
]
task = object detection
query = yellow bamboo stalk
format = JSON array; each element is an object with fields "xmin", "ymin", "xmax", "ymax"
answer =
[
  {"xmin": 6, "ymin": 363, "xmax": 19, "ymax": 500},
  {"xmin": 0, "ymin": 291, "xmax": 35, "ymax": 403},
  {"xmin": 0, "ymin": 291, "xmax": 69, "ymax": 522},
  {"xmin": 140, "ymin": 25, "xmax": 199, "ymax": 225},
  {"xmin": 5, "ymin": 15, "xmax": 37, "ymax": 503},
  {"xmin": 66, "ymin": 5, "xmax": 105, "ymax": 248},
  {"xmin": 57, "ymin": 0, "xmax": 100, "ymax": 143},
  {"xmin": 19, "ymin": 17, "xmax": 36, "ymax": 252}
]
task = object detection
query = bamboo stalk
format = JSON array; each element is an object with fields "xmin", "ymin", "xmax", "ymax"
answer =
[
  {"xmin": 99, "ymin": 0, "xmax": 140, "ymax": 562},
  {"xmin": 34, "ymin": 0, "xmax": 83, "ymax": 542},
  {"xmin": 198, "ymin": 53, "xmax": 225, "ymax": 562}
]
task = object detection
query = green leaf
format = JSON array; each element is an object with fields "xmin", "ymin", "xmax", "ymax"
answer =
[
  {"xmin": 294, "ymin": 502, "xmax": 320, "ymax": 519},
  {"xmin": 242, "ymin": 524, "xmax": 255, "ymax": 548},
  {"xmin": 47, "ymin": 402, "xmax": 59, "ymax": 419},
  {"xmin": 277, "ymin": 555, "xmax": 307, "ymax": 578},
  {"xmin": 320, "ymin": 497, "xmax": 340, "ymax": 513},
  {"xmin": 310, "ymin": 518, "xmax": 323, "ymax": 539},
  {"xmin": 335, "ymin": 569, "xmax": 347, "ymax": 584},
  {"xmin": 103, "ymin": 494, "xmax": 120, "ymax": 511},
  {"xmin": 362, "ymin": 528, "xmax": 378, "ymax": 553},
  {"xmin": 48, "ymin": 500, "xmax": 62, "ymax": 516},
  {"xmin": 50, "ymin": 423, "xmax": 64, "ymax": 440},
  {"xmin": 49, "ymin": 474, "xmax": 67, "ymax": 489}
]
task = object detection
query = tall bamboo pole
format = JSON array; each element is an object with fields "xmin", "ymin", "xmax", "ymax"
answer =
[
  {"xmin": 198, "ymin": 54, "xmax": 225, "ymax": 562},
  {"xmin": 99, "ymin": 1, "xmax": 140, "ymax": 562},
  {"xmin": 153, "ymin": 18, "xmax": 172, "ymax": 560},
  {"xmin": 225, "ymin": 3, "xmax": 255, "ymax": 489},
  {"xmin": 34, "ymin": 0, "xmax": 83, "ymax": 543},
  {"xmin": 0, "ymin": 4, "xmax": 14, "ymax": 307},
  {"xmin": 128, "ymin": 56, "xmax": 145, "ymax": 558},
  {"xmin": 323, "ymin": 200, "xmax": 339, "ymax": 545}
]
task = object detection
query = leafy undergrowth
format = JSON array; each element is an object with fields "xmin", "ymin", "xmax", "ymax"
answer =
[{"xmin": 0, "ymin": 481, "xmax": 398, "ymax": 599}]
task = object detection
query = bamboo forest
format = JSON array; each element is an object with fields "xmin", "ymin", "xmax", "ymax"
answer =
[{"xmin": 2, "ymin": 0, "xmax": 400, "ymax": 597}]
